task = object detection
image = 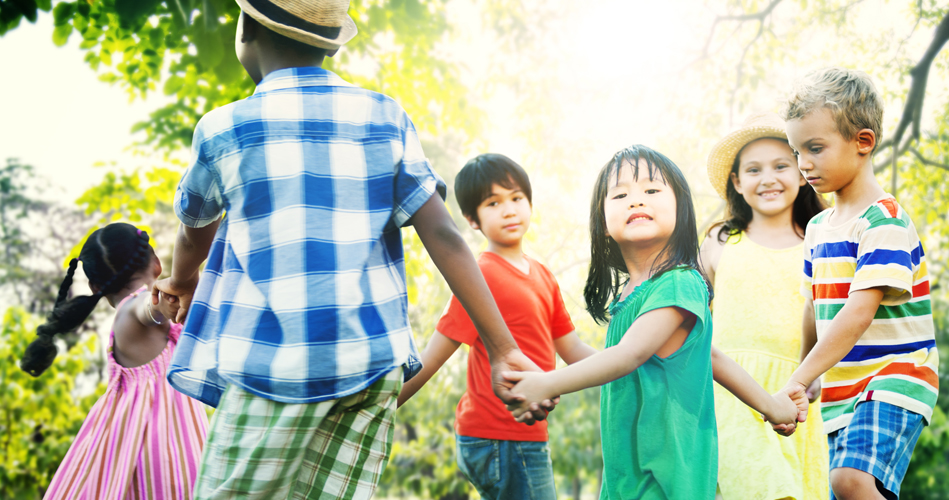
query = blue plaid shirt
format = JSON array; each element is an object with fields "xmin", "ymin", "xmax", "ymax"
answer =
[{"xmin": 167, "ymin": 67, "xmax": 444, "ymax": 407}]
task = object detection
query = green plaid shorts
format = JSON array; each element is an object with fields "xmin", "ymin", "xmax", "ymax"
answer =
[{"xmin": 194, "ymin": 368, "xmax": 402, "ymax": 500}]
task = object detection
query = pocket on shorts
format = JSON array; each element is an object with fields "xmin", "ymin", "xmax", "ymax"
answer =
[{"xmin": 456, "ymin": 435, "xmax": 500, "ymax": 489}]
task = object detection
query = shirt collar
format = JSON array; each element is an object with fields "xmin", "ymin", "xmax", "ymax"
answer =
[{"xmin": 253, "ymin": 67, "xmax": 353, "ymax": 94}]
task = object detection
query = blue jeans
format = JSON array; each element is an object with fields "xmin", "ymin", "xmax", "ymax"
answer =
[{"xmin": 455, "ymin": 434, "xmax": 557, "ymax": 500}]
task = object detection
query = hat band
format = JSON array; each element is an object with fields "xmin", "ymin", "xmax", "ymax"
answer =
[{"xmin": 247, "ymin": 0, "xmax": 343, "ymax": 39}]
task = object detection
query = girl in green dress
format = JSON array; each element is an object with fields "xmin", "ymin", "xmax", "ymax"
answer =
[{"xmin": 505, "ymin": 145, "xmax": 807, "ymax": 499}]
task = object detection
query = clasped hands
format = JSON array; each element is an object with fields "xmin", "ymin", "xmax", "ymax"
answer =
[{"xmin": 149, "ymin": 277, "xmax": 198, "ymax": 324}]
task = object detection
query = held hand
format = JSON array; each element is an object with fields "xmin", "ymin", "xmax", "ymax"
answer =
[
  {"xmin": 491, "ymin": 349, "xmax": 556, "ymax": 425},
  {"xmin": 763, "ymin": 391, "xmax": 800, "ymax": 427},
  {"xmin": 780, "ymin": 381, "xmax": 809, "ymax": 423},
  {"xmin": 805, "ymin": 378, "xmax": 822, "ymax": 404},
  {"xmin": 502, "ymin": 371, "xmax": 556, "ymax": 423},
  {"xmin": 152, "ymin": 277, "xmax": 198, "ymax": 324},
  {"xmin": 153, "ymin": 290, "xmax": 180, "ymax": 321}
]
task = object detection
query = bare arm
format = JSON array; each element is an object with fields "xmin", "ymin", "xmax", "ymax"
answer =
[
  {"xmin": 553, "ymin": 331, "xmax": 598, "ymax": 365},
  {"xmin": 409, "ymin": 193, "xmax": 551, "ymax": 421},
  {"xmin": 504, "ymin": 306, "xmax": 690, "ymax": 417},
  {"xmin": 712, "ymin": 346, "xmax": 802, "ymax": 427},
  {"xmin": 698, "ymin": 229, "xmax": 725, "ymax": 286},
  {"xmin": 151, "ymin": 218, "xmax": 222, "ymax": 323},
  {"xmin": 800, "ymin": 298, "xmax": 821, "ymax": 402},
  {"xmin": 398, "ymin": 331, "xmax": 461, "ymax": 407},
  {"xmin": 785, "ymin": 288, "xmax": 885, "ymax": 395}
]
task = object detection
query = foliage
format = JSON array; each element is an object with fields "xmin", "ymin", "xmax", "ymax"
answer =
[{"xmin": 0, "ymin": 307, "xmax": 105, "ymax": 499}]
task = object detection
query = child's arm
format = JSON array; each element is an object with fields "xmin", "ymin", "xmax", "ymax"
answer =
[
  {"xmin": 711, "ymin": 346, "xmax": 804, "ymax": 430},
  {"xmin": 799, "ymin": 298, "xmax": 821, "ymax": 402},
  {"xmin": 398, "ymin": 331, "xmax": 461, "ymax": 407},
  {"xmin": 782, "ymin": 288, "xmax": 885, "ymax": 400},
  {"xmin": 698, "ymin": 229, "xmax": 725, "ymax": 285},
  {"xmin": 152, "ymin": 218, "xmax": 222, "ymax": 323},
  {"xmin": 409, "ymin": 193, "xmax": 552, "ymax": 422},
  {"xmin": 553, "ymin": 332, "xmax": 598, "ymax": 365},
  {"xmin": 504, "ymin": 306, "xmax": 693, "ymax": 419}
]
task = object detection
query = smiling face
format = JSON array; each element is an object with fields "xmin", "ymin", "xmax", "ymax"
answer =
[
  {"xmin": 603, "ymin": 160, "xmax": 677, "ymax": 252},
  {"xmin": 786, "ymin": 108, "xmax": 866, "ymax": 195},
  {"xmin": 731, "ymin": 138, "xmax": 806, "ymax": 219},
  {"xmin": 468, "ymin": 183, "xmax": 532, "ymax": 250}
]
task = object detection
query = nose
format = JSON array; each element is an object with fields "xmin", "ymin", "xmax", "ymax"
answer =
[{"xmin": 502, "ymin": 201, "xmax": 516, "ymax": 217}]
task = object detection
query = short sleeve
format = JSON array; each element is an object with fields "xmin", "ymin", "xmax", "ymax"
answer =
[
  {"xmin": 549, "ymin": 278, "xmax": 575, "ymax": 340},
  {"xmin": 801, "ymin": 238, "xmax": 814, "ymax": 300},
  {"xmin": 851, "ymin": 211, "xmax": 915, "ymax": 305},
  {"xmin": 639, "ymin": 268, "xmax": 710, "ymax": 326},
  {"xmin": 174, "ymin": 123, "xmax": 225, "ymax": 228},
  {"xmin": 391, "ymin": 112, "xmax": 447, "ymax": 227},
  {"xmin": 435, "ymin": 295, "xmax": 479, "ymax": 346}
]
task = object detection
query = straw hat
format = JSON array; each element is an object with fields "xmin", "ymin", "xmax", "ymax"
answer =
[
  {"xmin": 236, "ymin": 0, "xmax": 357, "ymax": 50},
  {"xmin": 706, "ymin": 112, "xmax": 789, "ymax": 199}
]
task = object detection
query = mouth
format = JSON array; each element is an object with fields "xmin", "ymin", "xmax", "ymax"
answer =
[
  {"xmin": 758, "ymin": 190, "xmax": 783, "ymax": 199},
  {"xmin": 503, "ymin": 223, "xmax": 521, "ymax": 231},
  {"xmin": 805, "ymin": 176, "xmax": 820, "ymax": 184},
  {"xmin": 626, "ymin": 213, "xmax": 652, "ymax": 224}
]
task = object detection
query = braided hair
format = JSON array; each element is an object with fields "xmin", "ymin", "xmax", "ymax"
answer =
[{"xmin": 20, "ymin": 223, "xmax": 154, "ymax": 377}]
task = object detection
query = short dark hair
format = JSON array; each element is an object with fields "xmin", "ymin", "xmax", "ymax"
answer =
[
  {"xmin": 454, "ymin": 153, "xmax": 532, "ymax": 224},
  {"xmin": 244, "ymin": 12, "xmax": 329, "ymax": 59}
]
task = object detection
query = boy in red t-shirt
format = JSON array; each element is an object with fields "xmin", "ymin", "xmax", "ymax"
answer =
[{"xmin": 398, "ymin": 153, "xmax": 596, "ymax": 500}]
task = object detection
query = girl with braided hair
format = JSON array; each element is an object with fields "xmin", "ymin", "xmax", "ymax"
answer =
[{"xmin": 21, "ymin": 222, "xmax": 208, "ymax": 500}]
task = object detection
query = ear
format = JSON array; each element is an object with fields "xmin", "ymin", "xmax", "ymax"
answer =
[
  {"xmin": 465, "ymin": 216, "xmax": 479, "ymax": 231},
  {"xmin": 89, "ymin": 282, "xmax": 101, "ymax": 294},
  {"xmin": 730, "ymin": 171, "xmax": 742, "ymax": 194},
  {"xmin": 239, "ymin": 11, "xmax": 259, "ymax": 43},
  {"xmin": 855, "ymin": 128, "xmax": 876, "ymax": 156},
  {"xmin": 151, "ymin": 253, "xmax": 162, "ymax": 278}
]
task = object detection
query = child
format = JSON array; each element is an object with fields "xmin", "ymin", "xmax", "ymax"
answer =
[
  {"xmin": 504, "ymin": 145, "xmax": 806, "ymax": 499},
  {"xmin": 152, "ymin": 2, "xmax": 550, "ymax": 498},
  {"xmin": 780, "ymin": 68, "xmax": 939, "ymax": 500},
  {"xmin": 397, "ymin": 153, "xmax": 597, "ymax": 500},
  {"xmin": 701, "ymin": 112, "xmax": 828, "ymax": 500},
  {"xmin": 20, "ymin": 222, "xmax": 208, "ymax": 500}
]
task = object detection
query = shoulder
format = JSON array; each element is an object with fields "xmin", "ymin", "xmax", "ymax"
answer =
[
  {"xmin": 861, "ymin": 197, "xmax": 911, "ymax": 229},
  {"xmin": 652, "ymin": 267, "xmax": 709, "ymax": 296},
  {"xmin": 699, "ymin": 228, "xmax": 728, "ymax": 265}
]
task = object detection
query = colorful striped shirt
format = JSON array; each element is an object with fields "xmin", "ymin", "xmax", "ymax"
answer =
[{"xmin": 802, "ymin": 196, "xmax": 938, "ymax": 434}]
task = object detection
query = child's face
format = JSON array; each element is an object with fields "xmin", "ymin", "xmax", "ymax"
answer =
[
  {"xmin": 603, "ymin": 160, "xmax": 677, "ymax": 251},
  {"xmin": 786, "ymin": 108, "xmax": 865, "ymax": 195},
  {"xmin": 731, "ymin": 138, "xmax": 806, "ymax": 218},
  {"xmin": 468, "ymin": 183, "xmax": 532, "ymax": 248}
]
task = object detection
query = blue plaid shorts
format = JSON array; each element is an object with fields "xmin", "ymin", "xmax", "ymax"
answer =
[{"xmin": 828, "ymin": 400, "xmax": 924, "ymax": 499}]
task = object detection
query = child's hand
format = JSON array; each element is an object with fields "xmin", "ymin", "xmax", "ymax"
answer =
[
  {"xmin": 491, "ymin": 350, "xmax": 557, "ymax": 425},
  {"xmin": 502, "ymin": 371, "xmax": 557, "ymax": 423},
  {"xmin": 152, "ymin": 278, "xmax": 198, "ymax": 324},
  {"xmin": 154, "ymin": 291, "xmax": 180, "ymax": 322},
  {"xmin": 779, "ymin": 381, "xmax": 809, "ymax": 423},
  {"xmin": 805, "ymin": 378, "xmax": 821, "ymax": 403},
  {"xmin": 763, "ymin": 391, "xmax": 800, "ymax": 428}
]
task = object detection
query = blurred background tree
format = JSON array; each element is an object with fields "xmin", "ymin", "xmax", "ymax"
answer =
[{"xmin": 1, "ymin": 0, "xmax": 947, "ymax": 498}]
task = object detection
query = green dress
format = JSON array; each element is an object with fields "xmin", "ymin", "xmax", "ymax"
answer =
[{"xmin": 600, "ymin": 268, "xmax": 716, "ymax": 500}]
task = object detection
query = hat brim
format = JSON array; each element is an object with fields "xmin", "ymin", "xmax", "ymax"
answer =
[
  {"xmin": 236, "ymin": 0, "xmax": 358, "ymax": 50},
  {"xmin": 706, "ymin": 126, "xmax": 788, "ymax": 199}
]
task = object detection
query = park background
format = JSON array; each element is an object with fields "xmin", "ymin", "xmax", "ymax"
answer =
[{"xmin": 1, "ymin": 0, "xmax": 947, "ymax": 498}]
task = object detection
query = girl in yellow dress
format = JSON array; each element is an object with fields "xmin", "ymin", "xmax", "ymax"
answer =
[{"xmin": 701, "ymin": 113, "xmax": 829, "ymax": 500}]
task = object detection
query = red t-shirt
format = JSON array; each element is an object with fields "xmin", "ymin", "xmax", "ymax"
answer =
[{"xmin": 436, "ymin": 252, "xmax": 575, "ymax": 442}]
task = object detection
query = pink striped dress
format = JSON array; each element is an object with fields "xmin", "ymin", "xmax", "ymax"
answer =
[{"xmin": 44, "ymin": 290, "xmax": 209, "ymax": 500}]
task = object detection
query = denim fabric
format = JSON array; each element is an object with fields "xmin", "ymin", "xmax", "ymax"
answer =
[
  {"xmin": 456, "ymin": 435, "xmax": 557, "ymax": 500},
  {"xmin": 828, "ymin": 400, "xmax": 924, "ymax": 499}
]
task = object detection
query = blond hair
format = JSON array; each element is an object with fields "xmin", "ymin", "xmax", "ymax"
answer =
[{"xmin": 783, "ymin": 67, "xmax": 884, "ymax": 151}]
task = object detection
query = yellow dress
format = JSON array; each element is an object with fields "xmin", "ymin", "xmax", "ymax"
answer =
[{"xmin": 712, "ymin": 232, "xmax": 828, "ymax": 500}]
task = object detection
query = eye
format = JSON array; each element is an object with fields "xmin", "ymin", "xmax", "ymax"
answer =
[
  {"xmin": 612, "ymin": 193, "xmax": 627, "ymax": 200},
  {"xmin": 776, "ymin": 164, "xmax": 789, "ymax": 169},
  {"xmin": 746, "ymin": 167, "xmax": 760, "ymax": 174},
  {"xmin": 810, "ymin": 146, "xmax": 822, "ymax": 154},
  {"xmin": 486, "ymin": 201, "xmax": 498, "ymax": 207},
  {"xmin": 645, "ymin": 189, "xmax": 660, "ymax": 194}
]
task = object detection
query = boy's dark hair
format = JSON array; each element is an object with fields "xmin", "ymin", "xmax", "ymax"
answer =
[
  {"xmin": 712, "ymin": 138, "xmax": 826, "ymax": 242},
  {"xmin": 454, "ymin": 153, "xmax": 532, "ymax": 225},
  {"xmin": 20, "ymin": 223, "xmax": 154, "ymax": 377},
  {"xmin": 246, "ymin": 12, "xmax": 329, "ymax": 59},
  {"xmin": 584, "ymin": 145, "xmax": 711, "ymax": 324}
]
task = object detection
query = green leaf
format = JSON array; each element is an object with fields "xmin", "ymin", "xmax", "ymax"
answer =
[
  {"xmin": 51, "ymin": 23, "xmax": 72, "ymax": 46},
  {"xmin": 163, "ymin": 75, "xmax": 184, "ymax": 95},
  {"xmin": 52, "ymin": 2, "xmax": 75, "ymax": 26},
  {"xmin": 114, "ymin": 0, "xmax": 162, "ymax": 28}
]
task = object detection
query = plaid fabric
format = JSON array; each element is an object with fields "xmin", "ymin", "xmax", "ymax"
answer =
[
  {"xmin": 828, "ymin": 400, "xmax": 924, "ymax": 499},
  {"xmin": 168, "ymin": 67, "xmax": 443, "ymax": 407},
  {"xmin": 194, "ymin": 367, "xmax": 402, "ymax": 500}
]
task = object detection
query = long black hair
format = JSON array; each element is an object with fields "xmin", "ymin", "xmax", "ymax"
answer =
[
  {"xmin": 713, "ymin": 138, "xmax": 825, "ymax": 243},
  {"xmin": 584, "ymin": 145, "xmax": 710, "ymax": 324},
  {"xmin": 20, "ymin": 223, "xmax": 154, "ymax": 377}
]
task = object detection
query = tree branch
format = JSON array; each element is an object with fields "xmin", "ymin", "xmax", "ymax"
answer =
[
  {"xmin": 909, "ymin": 147, "xmax": 949, "ymax": 172},
  {"xmin": 697, "ymin": 0, "xmax": 784, "ymax": 61}
]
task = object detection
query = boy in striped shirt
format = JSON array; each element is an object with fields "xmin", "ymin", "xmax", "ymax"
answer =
[{"xmin": 780, "ymin": 67, "xmax": 938, "ymax": 500}]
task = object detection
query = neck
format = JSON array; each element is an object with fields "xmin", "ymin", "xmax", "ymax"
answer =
[
  {"xmin": 486, "ymin": 240, "xmax": 526, "ymax": 267},
  {"xmin": 832, "ymin": 165, "xmax": 885, "ymax": 220},
  {"xmin": 747, "ymin": 205, "xmax": 798, "ymax": 236},
  {"xmin": 105, "ymin": 276, "xmax": 153, "ymax": 308},
  {"xmin": 620, "ymin": 242, "xmax": 666, "ymax": 290},
  {"xmin": 256, "ymin": 55, "xmax": 325, "ymax": 83}
]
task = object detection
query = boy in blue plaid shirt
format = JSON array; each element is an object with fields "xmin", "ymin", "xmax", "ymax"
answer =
[{"xmin": 152, "ymin": 1, "xmax": 552, "ymax": 498}]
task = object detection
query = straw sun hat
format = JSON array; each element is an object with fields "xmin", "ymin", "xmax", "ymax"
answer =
[
  {"xmin": 706, "ymin": 112, "xmax": 790, "ymax": 199},
  {"xmin": 235, "ymin": 0, "xmax": 357, "ymax": 50}
]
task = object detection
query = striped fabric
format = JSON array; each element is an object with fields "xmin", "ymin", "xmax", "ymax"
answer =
[
  {"xmin": 802, "ymin": 196, "xmax": 939, "ymax": 434},
  {"xmin": 44, "ymin": 291, "xmax": 209, "ymax": 500}
]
